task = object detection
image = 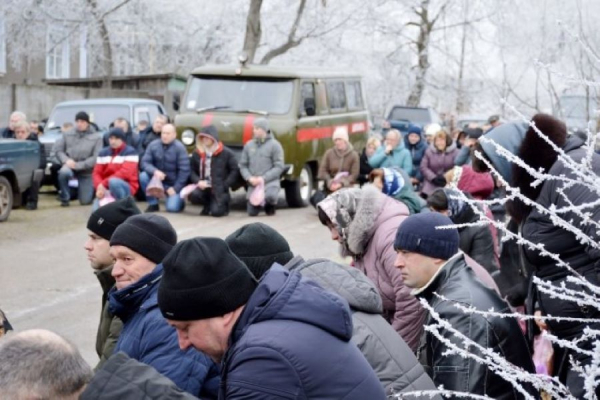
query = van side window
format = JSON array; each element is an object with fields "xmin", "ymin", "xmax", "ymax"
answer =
[
  {"xmin": 326, "ymin": 81, "xmax": 346, "ymax": 111},
  {"xmin": 345, "ymin": 81, "xmax": 363, "ymax": 110},
  {"xmin": 300, "ymin": 82, "xmax": 315, "ymax": 116}
]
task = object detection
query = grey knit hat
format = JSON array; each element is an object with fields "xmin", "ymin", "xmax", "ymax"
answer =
[{"xmin": 253, "ymin": 118, "xmax": 269, "ymax": 133}]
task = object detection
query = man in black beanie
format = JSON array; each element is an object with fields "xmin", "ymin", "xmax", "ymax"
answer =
[
  {"xmin": 84, "ymin": 196, "xmax": 140, "ymax": 369},
  {"xmin": 107, "ymin": 214, "xmax": 220, "ymax": 397},
  {"xmin": 158, "ymin": 237, "xmax": 386, "ymax": 399},
  {"xmin": 393, "ymin": 212, "xmax": 536, "ymax": 399},
  {"xmin": 225, "ymin": 222, "xmax": 294, "ymax": 279}
]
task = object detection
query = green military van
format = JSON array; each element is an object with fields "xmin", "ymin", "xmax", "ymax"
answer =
[{"xmin": 175, "ymin": 63, "xmax": 369, "ymax": 207}]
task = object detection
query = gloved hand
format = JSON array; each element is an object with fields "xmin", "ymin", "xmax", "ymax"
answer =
[{"xmin": 432, "ymin": 175, "xmax": 447, "ymax": 187}]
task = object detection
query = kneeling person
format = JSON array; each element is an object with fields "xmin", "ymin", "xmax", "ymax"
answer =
[
  {"xmin": 92, "ymin": 128, "xmax": 139, "ymax": 210},
  {"xmin": 188, "ymin": 124, "xmax": 239, "ymax": 217},
  {"xmin": 158, "ymin": 237, "xmax": 386, "ymax": 399},
  {"xmin": 108, "ymin": 214, "xmax": 219, "ymax": 397}
]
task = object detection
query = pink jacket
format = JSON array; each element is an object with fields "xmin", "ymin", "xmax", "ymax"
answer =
[{"xmin": 347, "ymin": 188, "xmax": 425, "ymax": 351}]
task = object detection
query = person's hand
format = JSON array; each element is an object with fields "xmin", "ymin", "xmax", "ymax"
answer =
[
  {"xmin": 96, "ymin": 184, "xmax": 105, "ymax": 199},
  {"xmin": 65, "ymin": 159, "xmax": 76, "ymax": 169},
  {"xmin": 154, "ymin": 170, "xmax": 166, "ymax": 181},
  {"xmin": 410, "ymin": 177, "xmax": 419, "ymax": 185},
  {"xmin": 329, "ymin": 181, "xmax": 342, "ymax": 192},
  {"xmin": 466, "ymin": 138, "xmax": 477, "ymax": 148},
  {"xmin": 385, "ymin": 144, "xmax": 393, "ymax": 154},
  {"xmin": 534, "ymin": 310, "xmax": 548, "ymax": 331},
  {"xmin": 166, "ymin": 187, "xmax": 176, "ymax": 197},
  {"xmin": 197, "ymin": 180, "xmax": 209, "ymax": 190}
]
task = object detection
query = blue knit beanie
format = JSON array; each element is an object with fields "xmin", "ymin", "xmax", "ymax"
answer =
[
  {"xmin": 407, "ymin": 124, "xmax": 422, "ymax": 136},
  {"xmin": 394, "ymin": 213, "xmax": 459, "ymax": 260}
]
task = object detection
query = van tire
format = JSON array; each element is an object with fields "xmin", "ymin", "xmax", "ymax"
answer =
[
  {"xmin": 0, "ymin": 176, "xmax": 14, "ymax": 222},
  {"xmin": 284, "ymin": 165, "xmax": 313, "ymax": 208}
]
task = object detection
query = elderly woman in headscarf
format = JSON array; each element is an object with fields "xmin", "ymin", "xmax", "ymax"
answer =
[
  {"xmin": 427, "ymin": 188, "xmax": 499, "ymax": 274},
  {"xmin": 317, "ymin": 186, "xmax": 424, "ymax": 351},
  {"xmin": 368, "ymin": 167, "xmax": 424, "ymax": 214}
]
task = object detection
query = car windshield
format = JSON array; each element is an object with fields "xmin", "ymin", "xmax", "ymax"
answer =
[
  {"xmin": 45, "ymin": 105, "xmax": 130, "ymax": 132},
  {"xmin": 184, "ymin": 77, "xmax": 294, "ymax": 115},
  {"xmin": 389, "ymin": 108, "xmax": 431, "ymax": 125}
]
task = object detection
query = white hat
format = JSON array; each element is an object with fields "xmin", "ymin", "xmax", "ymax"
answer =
[
  {"xmin": 332, "ymin": 126, "xmax": 349, "ymax": 142},
  {"xmin": 425, "ymin": 123, "xmax": 442, "ymax": 136}
]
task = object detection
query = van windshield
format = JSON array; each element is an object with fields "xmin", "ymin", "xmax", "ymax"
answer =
[
  {"xmin": 184, "ymin": 77, "xmax": 294, "ymax": 115},
  {"xmin": 46, "ymin": 105, "xmax": 130, "ymax": 132},
  {"xmin": 388, "ymin": 107, "xmax": 432, "ymax": 125}
]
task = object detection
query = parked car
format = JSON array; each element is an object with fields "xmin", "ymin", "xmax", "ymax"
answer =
[
  {"xmin": 175, "ymin": 63, "xmax": 370, "ymax": 207},
  {"xmin": 455, "ymin": 114, "xmax": 489, "ymax": 130},
  {"xmin": 0, "ymin": 139, "xmax": 40, "ymax": 222},
  {"xmin": 39, "ymin": 98, "xmax": 168, "ymax": 185},
  {"xmin": 386, "ymin": 105, "xmax": 441, "ymax": 133}
]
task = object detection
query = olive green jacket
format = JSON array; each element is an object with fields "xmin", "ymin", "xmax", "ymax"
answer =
[{"xmin": 94, "ymin": 265, "xmax": 123, "ymax": 371}]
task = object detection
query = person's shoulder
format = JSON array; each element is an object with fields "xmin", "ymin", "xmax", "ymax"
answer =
[{"xmin": 123, "ymin": 145, "xmax": 139, "ymax": 156}]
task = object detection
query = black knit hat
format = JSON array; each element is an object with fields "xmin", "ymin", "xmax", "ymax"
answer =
[
  {"xmin": 108, "ymin": 127, "xmax": 126, "ymax": 142},
  {"xmin": 464, "ymin": 127, "xmax": 483, "ymax": 140},
  {"xmin": 110, "ymin": 214, "xmax": 177, "ymax": 264},
  {"xmin": 87, "ymin": 197, "xmax": 141, "ymax": 240},
  {"xmin": 394, "ymin": 213, "xmax": 459, "ymax": 260},
  {"xmin": 158, "ymin": 237, "xmax": 258, "ymax": 321},
  {"xmin": 225, "ymin": 223, "xmax": 294, "ymax": 279},
  {"xmin": 75, "ymin": 111, "xmax": 90, "ymax": 123}
]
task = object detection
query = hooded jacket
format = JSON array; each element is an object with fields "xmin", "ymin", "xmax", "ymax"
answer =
[
  {"xmin": 108, "ymin": 264, "xmax": 219, "ymax": 397},
  {"xmin": 284, "ymin": 256, "xmax": 439, "ymax": 398},
  {"xmin": 54, "ymin": 128, "xmax": 103, "ymax": 175},
  {"xmin": 416, "ymin": 253, "xmax": 537, "ymax": 399},
  {"xmin": 368, "ymin": 142, "xmax": 413, "ymax": 175},
  {"xmin": 92, "ymin": 143, "xmax": 140, "ymax": 194},
  {"xmin": 404, "ymin": 130, "xmax": 428, "ymax": 181},
  {"xmin": 190, "ymin": 129, "xmax": 240, "ymax": 208},
  {"xmin": 141, "ymin": 139, "xmax": 191, "ymax": 193},
  {"xmin": 317, "ymin": 186, "xmax": 425, "ymax": 351},
  {"xmin": 220, "ymin": 266, "xmax": 386, "ymax": 400},
  {"xmin": 420, "ymin": 143, "xmax": 459, "ymax": 196},
  {"xmin": 81, "ymin": 352, "xmax": 197, "ymax": 400},
  {"xmin": 94, "ymin": 265, "xmax": 123, "ymax": 370},
  {"xmin": 318, "ymin": 142, "xmax": 360, "ymax": 190},
  {"xmin": 239, "ymin": 132, "xmax": 285, "ymax": 196}
]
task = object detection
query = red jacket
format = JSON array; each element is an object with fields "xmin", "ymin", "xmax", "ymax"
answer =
[{"xmin": 93, "ymin": 144, "xmax": 139, "ymax": 194}]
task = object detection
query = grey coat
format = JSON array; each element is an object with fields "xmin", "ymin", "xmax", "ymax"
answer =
[
  {"xmin": 284, "ymin": 256, "xmax": 440, "ymax": 398},
  {"xmin": 239, "ymin": 133, "xmax": 284, "ymax": 196},
  {"xmin": 54, "ymin": 128, "xmax": 103, "ymax": 175}
]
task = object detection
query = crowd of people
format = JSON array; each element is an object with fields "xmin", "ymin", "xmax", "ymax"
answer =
[{"xmin": 1, "ymin": 109, "xmax": 600, "ymax": 399}]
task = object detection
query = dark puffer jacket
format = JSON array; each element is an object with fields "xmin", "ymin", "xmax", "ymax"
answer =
[
  {"xmin": 416, "ymin": 253, "xmax": 537, "ymax": 399},
  {"xmin": 404, "ymin": 131, "xmax": 428, "ymax": 181},
  {"xmin": 137, "ymin": 126, "xmax": 161, "ymax": 160},
  {"xmin": 284, "ymin": 256, "xmax": 440, "ymax": 398},
  {"xmin": 81, "ymin": 352, "xmax": 197, "ymax": 400},
  {"xmin": 219, "ymin": 266, "xmax": 386, "ymax": 400},
  {"xmin": 522, "ymin": 136, "xmax": 600, "ymax": 280},
  {"xmin": 108, "ymin": 264, "xmax": 219, "ymax": 397},
  {"xmin": 190, "ymin": 140, "xmax": 239, "ymax": 210},
  {"xmin": 141, "ymin": 139, "xmax": 191, "ymax": 193}
]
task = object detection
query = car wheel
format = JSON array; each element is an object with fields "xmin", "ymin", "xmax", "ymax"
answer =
[
  {"xmin": 0, "ymin": 176, "xmax": 14, "ymax": 222},
  {"xmin": 284, "ymin": 165, "xmax": 313, "ymax": 208}
]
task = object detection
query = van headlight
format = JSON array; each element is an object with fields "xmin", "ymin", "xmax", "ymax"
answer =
[{"xmin": 181, "ymin": 129, "xmax": 195, "ymax": 146}]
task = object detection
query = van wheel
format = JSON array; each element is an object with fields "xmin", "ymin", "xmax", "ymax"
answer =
[
  {"xmin": 285, "ymin": 165, "xmax": 313, "ymax": 208},
  {"xmin": 0, "ymin": 176, "xmax": 14, "ymax": 222}
]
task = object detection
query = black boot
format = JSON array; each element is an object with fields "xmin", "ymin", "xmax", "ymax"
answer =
[{"xmin": 265, "ymin": 203, "xmax": 276, "ymax": 216}]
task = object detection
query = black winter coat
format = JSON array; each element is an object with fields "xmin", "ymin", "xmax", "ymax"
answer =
[
  {"xmin": 1, "ymin": 127, "xmax": 15, "ymax": 139},
  {"xmin": 190, "ymin": 145, "xmax": 239, "ymax": 207},
  {"xmin": 522, "ymin": 137, "xmax": 600, "ymax": 280},
  {"xmin": 416, "ymin": 254, "xmax": 537, "ymax": 400},
  {"xmin": 358, "ymin": 148, "xmax": 372, "ymax": 185},
  {"xmin": 137, "ymin": 127, "xmax": 161, "ymax": 160},
  {"xmin": 451, "ymin": 204, "xmax": 499, "ymax": 274}
]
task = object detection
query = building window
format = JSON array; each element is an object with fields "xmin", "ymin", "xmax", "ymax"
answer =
[
  {"xmin": 46, "ymin": 26, "xmax": 70, "ymax": 79},
  {"xmin": 0, "ymin": 16, "xmax": 6, "ymax": 74}
]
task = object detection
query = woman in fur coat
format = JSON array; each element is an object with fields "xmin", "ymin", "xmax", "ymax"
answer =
[{"xmin": 317, "ymin": 186, "xmax": 425, "ymax": 351}]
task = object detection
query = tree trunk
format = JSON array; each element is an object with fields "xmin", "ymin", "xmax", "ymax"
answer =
[
  {"xmin": 406, "ymin": 0, "xmax": 432, "ymax": 107},
  {"xmin": 242, "ymin": 0, "xmax": 263, "ymax": 64},
  {"xmin": 87, "ymin": 0, "xmax": 113, "ymax": 88},
  {"xmin": 455, "ymin": 0, "xmax": 469, "ymax": 115}
]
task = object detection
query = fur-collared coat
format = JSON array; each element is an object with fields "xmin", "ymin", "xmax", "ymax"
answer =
[{"xmin": 327, "ymin": 186, "xmax": 425, "ymax": 351}]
